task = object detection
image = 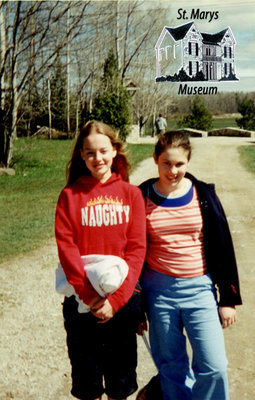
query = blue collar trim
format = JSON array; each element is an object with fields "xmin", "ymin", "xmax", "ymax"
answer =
[{"xmin": 148, "ymin": 183, "xmax": 193, "ymax": 207}]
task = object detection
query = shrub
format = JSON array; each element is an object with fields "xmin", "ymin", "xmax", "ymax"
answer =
[
  {"xmin": 236, "ymin": 97, "xmax": 255, "ymax": 130},
  {"xmin": 178, "ymin": 96, "xmax": 213, "ymax": 131}
]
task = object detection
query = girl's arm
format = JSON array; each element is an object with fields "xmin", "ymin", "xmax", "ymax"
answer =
[
  {"xmin": 203, "ymin": 188, "xmax": 242, "ymax": 307},
  {"xmin": 55, "ymin": 191, "xmax": 99, "ymax": 305},
  {"xmin": 106, "ymin": 189, "xmax": 147, "ymax": 312}
]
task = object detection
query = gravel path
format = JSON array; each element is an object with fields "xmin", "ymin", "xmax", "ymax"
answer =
[{"xmin": 0, "ymin": 136, "xmax": 254, "ymax": 400}]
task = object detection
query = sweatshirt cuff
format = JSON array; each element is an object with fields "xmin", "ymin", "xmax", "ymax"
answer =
[
  {"xmin": 80, "ymin": 277, "xmax": 101, "ymax": 305},
  {"xmin": 218, "ymin": 285, "xmax": 242, "ymax": 306}
]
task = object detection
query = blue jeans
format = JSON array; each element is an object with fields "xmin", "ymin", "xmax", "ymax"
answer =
[{"xmin": 142, "ymin": 269, "xmax": 229, "ymax": 400}]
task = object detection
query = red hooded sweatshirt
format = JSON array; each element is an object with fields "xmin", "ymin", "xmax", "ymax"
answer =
[{"xmin": 55, "ymin": 173, "xmax": 146, "ymax": 312}]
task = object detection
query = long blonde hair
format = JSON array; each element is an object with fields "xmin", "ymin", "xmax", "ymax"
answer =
[{"xmin": 66, "ymin": 120, "xmax": 130, "ymax": 185}]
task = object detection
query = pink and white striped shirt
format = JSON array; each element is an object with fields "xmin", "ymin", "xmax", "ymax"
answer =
[{"xmin": 145, "ymin": 184, "xmax": 207, "ymax": 278}]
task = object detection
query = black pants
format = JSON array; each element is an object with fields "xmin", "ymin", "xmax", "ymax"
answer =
[{"xmin": 63, "ymin": 293, "xmax": 142, "ymax": 400}]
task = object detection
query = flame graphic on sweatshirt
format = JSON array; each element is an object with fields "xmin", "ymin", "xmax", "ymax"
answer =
[{"xmin": 87, "ymin": 195, "xmax": 123, "ymax": 207}]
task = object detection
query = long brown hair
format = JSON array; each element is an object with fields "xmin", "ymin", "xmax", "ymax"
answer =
[{"xmin": 66, "ymin": 120, "xmax": 130, "ymax": 185}]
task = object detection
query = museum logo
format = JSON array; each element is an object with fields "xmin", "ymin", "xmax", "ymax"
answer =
[{"xmin": 155, "ymin": 19, "xmax": 239, "ymax": 95}]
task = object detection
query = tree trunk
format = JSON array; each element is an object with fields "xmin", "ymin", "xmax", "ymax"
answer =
[
  {"xmin": 0, "ymin": 110, "xmax": 5, "ymax": 166},
  {"xmin": 48, "ymin": 77, "xmax": 52, "ymax": 140},
  {"xmin": 66, "ymin": 8, "xmax": 70, "ymax": 138},
  {"xmin": 115, "ymin": 0, "xmax": 120, "ymax": 71},
  {"xmin": 27, "ymin": 12, "xmax": 36, "ymax": 137},
  {"xmin": 5, "ymin": 1, "xmax": 21, "ymax": 167},
  {"xmin": 75, "ymin": 96, "xmax": 80, "ymax": 138},
  {"xmin": 6, "ymin": 75, "xmax": 20, "ymax": 167},
  {"xmin": 0, "ymin": 1, "xmax": 6, "ymax": 110},
  {"xmin": 0, "ymin": 1, "xmax": 8, "ymax": 165}
]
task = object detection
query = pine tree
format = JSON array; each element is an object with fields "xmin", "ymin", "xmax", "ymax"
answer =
[
  {"xmin": 89, "ymin": 50, "xmax": 132, "ymax": 141},
  {"xmin": 236, "ymin": 97, "xmax": 255, "ymax": 130},
  {"xmin": 50, "ymin": 56, "xmax": 67, "ymax": 133},
  {"xmin": 178, "ymin": 96, "xmax": 212, "ymax": 131}
]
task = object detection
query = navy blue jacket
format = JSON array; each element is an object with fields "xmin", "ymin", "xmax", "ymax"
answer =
[{"xmin": 139, "ymin": 173, "xmax": 242, "ymax": 307}]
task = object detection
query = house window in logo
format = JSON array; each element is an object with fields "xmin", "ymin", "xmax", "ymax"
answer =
[{"xmin": 155, "ymin": 21, "xmax": 239, "ymax": 82}]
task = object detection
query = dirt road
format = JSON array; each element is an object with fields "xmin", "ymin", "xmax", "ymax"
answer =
[{"xmin": 0, "ymin": 137, "xmax": 254, "ymax": 400}]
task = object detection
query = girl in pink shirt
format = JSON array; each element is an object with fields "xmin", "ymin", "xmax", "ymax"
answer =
[{"xmin": 139, "ymin": 131, "xmax": 241, "ymax": 400}]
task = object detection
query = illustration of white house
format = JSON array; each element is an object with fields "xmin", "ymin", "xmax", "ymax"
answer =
[{"xmin": 155, "ymin": 21, "xmax": 238, "ymax": 82}]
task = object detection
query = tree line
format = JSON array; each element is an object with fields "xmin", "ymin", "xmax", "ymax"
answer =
[
  {"xmin": 0, "ymin": 1, "xmax": 254, "ymax": 169},
  {"xmin": 177, "ymin": 95, "xmax": 255, "ymax": 132},
  {"xmin": 162, "ymin": 92, "xmax": 255, "ymax": 117},
  {"xmin": 0, "ymin": 0, "xmax": 167, "ymax": 168}
]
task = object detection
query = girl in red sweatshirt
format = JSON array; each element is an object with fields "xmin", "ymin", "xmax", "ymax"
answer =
[{"xmin": 55, "ymin": 120, "xmax": 146, "ymax": 400}]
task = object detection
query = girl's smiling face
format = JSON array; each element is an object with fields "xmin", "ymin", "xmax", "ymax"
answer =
[
  {"xmin": 80, "ymin": 131, "xmax": 117, "ymax": 182},
  {"xmin": 154, "ymin": 146, "xmax": 189, "ymax": 191}
]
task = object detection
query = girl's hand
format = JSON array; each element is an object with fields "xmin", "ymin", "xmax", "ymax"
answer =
[
  {"xmin": 218, "ymin": 306, "xmax": 237, "ymax": 329},
  {"xmin": 90, "ymin": 298, "xmax": 115, "ymax": 323}
]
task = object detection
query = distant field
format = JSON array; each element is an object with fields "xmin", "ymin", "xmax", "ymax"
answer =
[
  {"xmin": 145, "ymin": 115, "xmax": 239, "ymax": 135},
  {"xmin": 211, "ymin": 117, "xmax": 238, "ymax": 129}
]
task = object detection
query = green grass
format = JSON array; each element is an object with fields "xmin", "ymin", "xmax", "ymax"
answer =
[
  {"xmin": 238, "ymin": 145, "xmax": 255, "ymax": 174},
  {"xmin": 211, "ymin": 117, "xmax": 238, "ymax": 129},
  {"xmin": 1, "ymin": 137, "xmax": 253, "ymax": 261},
  {"xmin": 0, "ymin": 139, "xmax": 73, "ymax": 260},
  {"xmin": 0, "ymin": 138, "xmax": 154, "ymax": 261},
  {"xmin": 127, "ymin": 143, "xmax": 154, "ymax": 170}
]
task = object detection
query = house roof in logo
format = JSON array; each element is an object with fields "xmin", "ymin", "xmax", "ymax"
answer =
[
  {"xmin": 155, "ymin": 23, "xmax": 236, "ymax": 51},
  {"xmin": 201, "ymin": 29, "xmax": 228, "ymax": 45},
  {"xmin": 165, "ymin": 21, "xmax": 193, "ymax": 41}
]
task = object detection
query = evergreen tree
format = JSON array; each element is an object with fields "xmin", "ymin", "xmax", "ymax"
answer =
[
  {"xmin": 178, "ymin": 96, "xmax": 212, "ymax": 131},
  {"xmin": 18, "ymin": 85, "xmax": 47, "ymax": 137},
  {"xmin": 89, "ymin": 50, "xmax": 132, "ymax": 141},
  {"xmin": 50, "ymin": 56, "xmax": 67, "ymax": 132},
  {"xmin": 236, "ymin": 97, "xmax": 255, "ymax": 130},
  {"xmin": 101, "ymin": 49, "xmax": 119, "ymax": 92}
]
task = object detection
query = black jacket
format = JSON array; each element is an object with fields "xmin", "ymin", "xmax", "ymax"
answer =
[{"xmin": 139, "ymin": 173, "xmax": 242, "ymax": 307}]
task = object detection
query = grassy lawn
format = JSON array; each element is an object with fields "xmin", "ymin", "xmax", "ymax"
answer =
[
  {"xmin": 127, "ymin": 143, "xmax": 154, "ymax": 168},
  {"xmin": 0, "ymin": 139, "xmax": 72, "ymax": 260},
  {"xmin": 211, "ymin": 117, "xmax": 238, "ymax": 129},
  {"xmin": 238, "ymin": 145, "xmax": 255, "ymax": 175},
  {"xmin": 1, "ymin": 136, "xmax": 253, "ymax": 261},
  {"xmin": 0, "ymin": 138, "xmax": 154, "ymax": 261}
]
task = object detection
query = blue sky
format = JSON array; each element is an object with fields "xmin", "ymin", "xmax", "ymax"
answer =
[{"xmin": 145, "ymin": 0, "xmax": 255, "ymax": 91}]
